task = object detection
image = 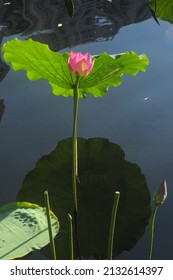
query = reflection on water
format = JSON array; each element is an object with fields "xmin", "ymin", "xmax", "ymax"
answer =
[
  {"xmin": 0, "ymin": 0, "xmax": 151, "ymax": 51},
  {"xmin": 0, "ymin": 0, "xmax": 173, "ymax": 259}
]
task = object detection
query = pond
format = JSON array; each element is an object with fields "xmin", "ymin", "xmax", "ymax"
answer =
[{"xmin": 0, "ymin": 0, "xmax": 173, "ymax": 260}]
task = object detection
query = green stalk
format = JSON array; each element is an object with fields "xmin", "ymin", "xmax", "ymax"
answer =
[
  {"xmin": 72, "ymin": 75, "xmax": 80, "ymax": 212},
  {"xmin": 68, "ymin": 213, "xmax": 74, "ymax": 260},
  {"xmin": 44, "ymin": 190, "xmax": 57, "ymax": 260},
  {"xmin": 108, "ymin": 191, "xmax": 120, "ymax": 260},
  {"xmin": 71, "ymin": 75, "xmax": 82, "ymax": 259},
  {"xmin": 148, "ymin": 203, "xmax": 159, "ymax": 260}
]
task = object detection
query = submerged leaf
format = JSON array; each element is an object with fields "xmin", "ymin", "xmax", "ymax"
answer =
[
  {"xmin": 2, "ymin": 39, "xmax": 149, "ymax": 98},
  {"xmin": 0, "ymin": 202, "xmax": 59, "ymax": 260},
  {"xmin": 17, "ymin": 138, "xmax": 151, "ymax": 259}
]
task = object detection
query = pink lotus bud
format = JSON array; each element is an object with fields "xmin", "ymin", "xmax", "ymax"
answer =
[
  {"xmin": 68, "ymin": 51, "xmax": 94, "ymax": 76},
  {"xmin": 153, "ymin": 179, "xmax": 167, "ymax": 204}
]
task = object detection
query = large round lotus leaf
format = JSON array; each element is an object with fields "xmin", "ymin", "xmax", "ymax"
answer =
[
  {"xmin": 0, "ymin": 202, "xmax": 59, "ymax": 260},
  {"xmin": 17, "ymin": 138, "xmax": 151, "ymax": 259}
]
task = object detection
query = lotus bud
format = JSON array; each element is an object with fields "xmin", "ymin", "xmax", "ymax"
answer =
[
  {"xmin": 153, "ymin": 179, "xmax": 167, "ymax": 205},
  {"xmin": 68, "ymin": 51, "xmax": 94, "ymax": 76}
]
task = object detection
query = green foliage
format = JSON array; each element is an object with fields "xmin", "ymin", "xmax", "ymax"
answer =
[
  {"xmin": 0, "ymin": 202, "xmax": 59, "ymax": 260},
  {"xmin": 2, "ymin": 38, "xmax": 149, "ymax": 98},
  {"xmin": 150, "ymin": 0, "xmax": 173, "ymax": 24},
  {"xmin": 17, "ymin": 137, "xmax": 151, "ymax": 259}
]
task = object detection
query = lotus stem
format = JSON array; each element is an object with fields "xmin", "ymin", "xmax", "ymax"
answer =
[
  {"xmin": 108, "ymin": 191, "xmax": 120, "ymax": 260},
  {"xmin": 72, "ymin": 75, "xmax": 80, "ymax": 212},
  {"xmin": 68, "ymin": 213, "xmax": 74, "ymax": 260},
  {"xmin": 72, "ymin": 75, "xmax": 82, "ymax": 259},
  {"xmin": 44, "ymin": 190, "xmax": 57, "ymax": 260},
  {"xmin": 148, "ymin": 204, "xmax": 159, "ymax": 260}
]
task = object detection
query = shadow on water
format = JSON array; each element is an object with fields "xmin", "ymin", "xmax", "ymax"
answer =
[{"xmin": 0, "ymin": 0, "xmax": 151, "ymax": 52}]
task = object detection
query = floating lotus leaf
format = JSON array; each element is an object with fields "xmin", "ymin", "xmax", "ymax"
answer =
[
  {"xmin": 0, "ymin": 202, "xmax": 59, "ymax": 260},
  {"xmin": 17, "ymin": 138, "xmax": 151, "ymax": 259}
]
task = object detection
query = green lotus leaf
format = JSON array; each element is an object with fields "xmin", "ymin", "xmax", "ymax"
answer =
[
  {"xmin": 17, "ymin": 138, "xmax": 151, "ymax": 259},
  {"xmin": 2, "ymin": 38, "xmax": 149, "ymax": 98},
  {"xmin": 0, "ymin": 202, "xmax": 59, "ymax": 260},
  {"xmin": 150, "ymin": 0, "xmax": 173, "ymax": 24}
]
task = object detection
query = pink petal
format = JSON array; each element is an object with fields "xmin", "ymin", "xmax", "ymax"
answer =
[{"xmin": 68, "ymin": 51, "xmax": 94, "ymax": 76}]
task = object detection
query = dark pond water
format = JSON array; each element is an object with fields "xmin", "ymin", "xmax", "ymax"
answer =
[{"xmin": 0, "ymin": 0, "xmax": 173, "ymax": 260}]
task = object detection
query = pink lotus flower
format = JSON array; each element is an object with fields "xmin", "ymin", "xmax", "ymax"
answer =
[{"xmin": 68, "ymin": 51, "xmax": 94, "ymax": 76}]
